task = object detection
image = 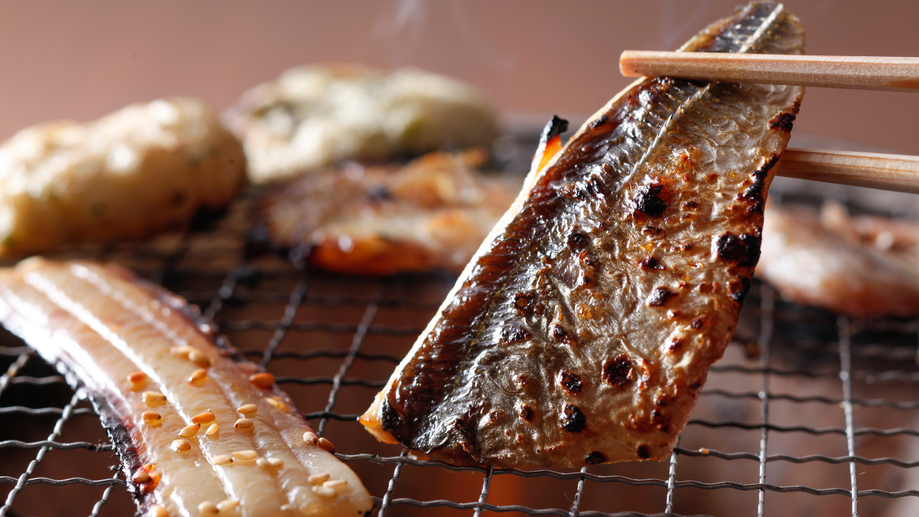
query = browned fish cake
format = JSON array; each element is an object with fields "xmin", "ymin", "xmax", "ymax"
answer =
[
  {"xmin": 254, "ymin": 148, "xmax": 519, "ymax": 275},
  {"xmin": 0, "ymin": 98, "xmax": 246, "ymax": 257},
  {"xmin": 361, "ymin": 2, "xmax": 805, "ymax": 468}
]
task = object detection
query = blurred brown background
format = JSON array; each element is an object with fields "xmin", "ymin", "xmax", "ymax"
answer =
[{"xmin": 1, "ymin": 0, "xmax": 917, "ymax": 154}]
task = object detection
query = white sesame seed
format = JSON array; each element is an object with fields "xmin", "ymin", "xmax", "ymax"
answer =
[
  {"xmin": 265, "ymin": 457, "xmax": 283, "ymax": 468},
  {"xmin": 213, "ymin": 454, "xmax": 232, "ymax": 465},
  {"xmin": 303, "ymin": 431, "xmax": 320, "ymax": 445},
  {"xmin": 172, "ymin": 438, "xmax": 192, "ymax": 452},
  {"xmin": 323, "ymin": 479, "xmax": 348, "ymax": 490},
  {"xmin": 192, "ymin": 411, "xmax": 215, "ymax": 424},
  {"xmin": 188, "ymin": 349, "xmax": 212, "ymax": 368},
  {"xmin": 234, "ymin": 418, "xmax": 254, "ymax": 430},
  {"xmin": 233, "ymin": 450, "xmax": 257, "ymax": 462},
  {"xmin": 189, "ymin": 368, "xmax": 208, "ymax": 383},
  {"xmin": 216, "ymin": 499, "xmax": 239, "ymax": 512},
  {"xmin": 179, "ymin": 423, "xmax": 201, "ymax": 438},
  {"xmin": 237, "ymin": 403, "xmax": 257, "ymax": 415},
  {"xmin": 249, "ymin": 372, "xmax": 275, "ymax": 389},
  {"xmin": 169, "ymin": 345, "xmax": 193, "ymax": 358},
  {"xmin": 311, "ymin": 486, "xmax": 336, "ymax": 497},
  {"xmin": 205, "ymin": 423, "xmax": 219, "ymax": 437},
  {"xmin": 150, "ymin": 504, "xmax": 168, "ymax": 517},
  {"xmin": 142, "ymin": 391, "xmax": 165, "ymax": 406},
  {"xmin": 198, "ymin": 500, "xmax": 219, "ymax": 515},
  {"xmin": 308, "ymin": 473, "xmax": 330, "ymax": 485},
  {"xmin": 317, "ymin": 437, "xmax": 335, "ymax": 454}
]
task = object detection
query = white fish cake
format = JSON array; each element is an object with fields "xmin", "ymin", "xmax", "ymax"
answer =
[
  {"xmin": 0, "ymin": 98, "xmax": 246, "ymax": 256},
  {"xmin": 224, "ymin": 64, "xmax": 498, "ymax": 184}
]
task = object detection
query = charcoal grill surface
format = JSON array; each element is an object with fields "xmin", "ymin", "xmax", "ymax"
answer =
[{"xmin": 1, "ymin": 133, "xmax": 919, "ymax": 517}]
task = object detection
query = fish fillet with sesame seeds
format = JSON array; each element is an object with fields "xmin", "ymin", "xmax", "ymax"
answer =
[
  {"xmin": 361, "ymin": 2, "xmax": 805, "ymax": 468},
  {"xmin": 0, "ymin": 258, "xmax": 373, "ymax": 517}
]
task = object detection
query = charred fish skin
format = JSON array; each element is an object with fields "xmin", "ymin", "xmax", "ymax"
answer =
[
  {"xmin": 0, "ymin": 259, "xmax": 373, "ymax": 517},
  {"xmin": 362, "ymin": 2, "xmax": 805, "ymax": 468}
]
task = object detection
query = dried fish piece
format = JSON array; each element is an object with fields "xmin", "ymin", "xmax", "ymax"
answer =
[
  {"xmin": 254, "ymin": 148, "xmax": 520, "ymax": 275},
  {"xmin": 758, "ymin": 202, "xmax": 919, "ymax": 317},
  {"xmin": 0, "ymin": 258, "xmax": 372, "ymax": 516},
  {"xmin": 0, "ymin": 98, "xmax": 246, "ymax": 257},
  {"xmin": 224, "ymin": 64, "xmax": 498, "ymax": 184},
  {"xmin": 361, "ymin": 2, "xmax": 805, "ymax": 467}
]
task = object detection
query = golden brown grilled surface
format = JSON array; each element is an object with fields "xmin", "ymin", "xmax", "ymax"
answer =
[
  {"xmin": 254, "ymin": 148, "xmax": 520, "ymax": 276},
  {"xmin": 361, "ymin": 2, "xmax": 805, "ymax": 468},
  {"xmin": 0, "ymin": 98, "xmax": 246, "ymax": 257},
  {"xmin": 758, "ymin": 202, "xmax": 919, "ymax": 317},
  {"xmin": 224, "ymin": 64, "xmax": 499, "ymax": 184}
]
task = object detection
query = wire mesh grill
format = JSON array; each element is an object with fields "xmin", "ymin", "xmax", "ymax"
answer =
[{"xmin": 2, "ymin": 138, "xmax": 919, "ymax": 517}]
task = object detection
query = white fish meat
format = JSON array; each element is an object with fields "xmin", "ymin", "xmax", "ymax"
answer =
[{"xmin": 0, "ymin": 258, "xmax": 373, "ymax": 517}]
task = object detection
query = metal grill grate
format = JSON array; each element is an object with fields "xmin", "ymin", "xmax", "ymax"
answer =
[{"xmin": 2, "ymin": 146, "xmax": 919, "ymax": 516}]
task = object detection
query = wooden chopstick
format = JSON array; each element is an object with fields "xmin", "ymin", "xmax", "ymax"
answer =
[
  {"xmin": 778, "ymin": 148, "xmax": 919, "ymax": 194},
  {"xmin": 619, "ymin": 51, "xmax": 919, "ymax": 93}
]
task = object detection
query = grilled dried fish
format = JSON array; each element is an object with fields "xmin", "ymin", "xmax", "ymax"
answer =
[
  {"xmin": 0, "ymin": 259, "xmax": 373, "ymax": 517},
  {"xmin": 758, "ymin": 202, "xmax": 919, "ymax": 317},
  {"xmin": 254, "ymin": 148, "xmax": 519, "ymax": 275},
  {"xmin": 361, "ymin": 2, "xmax": 805, "ymax": 467},
  {"xmin": 0, "ymin": 98, "xmax": 246, "ymax": 257}
]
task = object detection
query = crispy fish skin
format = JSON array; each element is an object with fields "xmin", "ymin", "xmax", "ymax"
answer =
[
  {"xmin": 255, "ymin": 148, "xmax": 519, "ymax": 275},
  {"xmin": 0, "ymin": 98, "xmax": 246, "ymax": 257},
  {"xmin": 362, "ymin": 2, "xmax": 805, "ymax": 468},
  {"xmin": 0, "ymin": 259, "xmax": 373, "ymax": 517}
]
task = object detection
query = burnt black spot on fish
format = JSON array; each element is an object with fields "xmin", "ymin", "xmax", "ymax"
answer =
[
  {"xmin": 541, "ymin": 115, "xmax": 569, "ymax": 141},
  {"xmin": 739, "ymin": 154, "xmax": 780, "ymax": 204},
  {"xmin": 642, "ymin": 226, "xmax": 661, "ymax": 235},
  {"xmin": 667, "ymin": 337, "xmax": 685, "ymax": 353},
  {"xmin": 588, "ymin": 114, "xmax": 608, "ymax": 129},
  {"xmin": 647, "ymin": 287, "xmax": 676, "ymax": 307},
  {"xmin": 730, "ymin": 276, "xmax": 753, "ymax": 303},
  {"xmin": 552, "ymin": 324, "xmax": 574, "ymax": 345},
  {"xmin": 603, "ymin": 356, "xmax": 633, "ymax": 387},
  {"xmin": 488, "ymin": 410, "xmax": 503, "ymax": 423},
  {"xmin": 715, "ymin": 233, "xmax": 761, "ymax": 267},
  {"xmin": 567, "ymin": 231, "xmax": 589, "ymax": 250},
  {"xmin": 683, "ymin": 200, "xmax": 699, "ymax": 209},
  {"xmin": 632, "ymin": 183, "xmax": 667, "ymax": 217},
  {"xmin": 379, "ymin": 397, "xmax": 403, "ymax": 432},
  {"xmin": 518, "ymin": 404, "xmax": 534, "ymax": 421},
  {"xmin": 514, "ymin": 291, "xmax": 533, "ymax": 311},
  {"xmin": 561, "ymin": 404, "xmax": 586, "ymax": 433},
  {"xmin": 561, "ymin": 183, "xmax": 587, "ymax": 199},
  {"xmin": 581, "ymin": 275, "xmax": 593, "ymax": 287},
  {"xmin": 585, "ymin": 451, "xmax": 607, "ymax": 465},
  {"xmin": 691, "ymin": 317, "xmax": 705, "ymax": 329},
  {"xmin": 500, "ymin": 325, "xmax": 531, "ymax": 344},
  {"xmin": 579, "ymin": 251, "xmax": 596, "ymax": 267},
  {"xmin": 558, "ymin": 371, "xmax": 583, "ymax": 395},
  {"xmin": 769, "ymin": 112, "xmax": 796, "ymax": 132},
  {"xmin": 639, "ymin": 256, "xmax": 664, "ymax": 270},
  {"xmin": 637, "ymin": 445, "xmax": 651, "ymax": 459}
]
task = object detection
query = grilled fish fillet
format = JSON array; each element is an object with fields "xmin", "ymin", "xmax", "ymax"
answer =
[
  {"xmin": 254, "ymin": 148, "xmax": 519, "ymax": 275},
  {"xmin": 0, "ymin": 98, "xmax": 246, "ymax": 257},
  {"xmin": 223, "ymin": 64, "xmax": 498, "ymax": 184},
  {"xmin": 0, "ymin": 259, "xmax": 373, "ymax": 517},
  {"xmin": 758, "ymin": 202, "xmax": 919, "ymax": 317},
  {"xmin": 361, "ymin": 2, "xmax": 805, "ymax": 468}
]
